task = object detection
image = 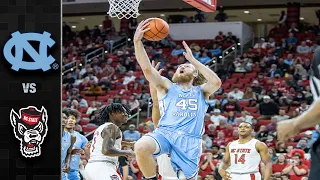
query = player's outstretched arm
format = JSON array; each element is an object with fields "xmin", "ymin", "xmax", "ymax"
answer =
[
  {"xmin": 277, "ymin": 98, "xmax": 320, "ymax": 141},
  {"xmin": 182, "ymin": 41, "xmax": 221, "ymax": 99},
  {"xmin": 63, "ymin": 136, "xmax": 76, "ymax": 173},
  {"xmin": 150, "ymin": 61, "xmax": 164, "ymax": 127},
  {"xmin": 218, "ymin": 143, "xmax": 231, "ymax": 180},
  {"xmin": 134, "ymin": 20, "xmax": 171, "ymax": 90},
  {"xmin": 101, "ymin": 124, "xmax": 135, "ymax": 157},
  {"xmin": 257, "ymin": 141, "xmax": 272, "ymax": 180}
]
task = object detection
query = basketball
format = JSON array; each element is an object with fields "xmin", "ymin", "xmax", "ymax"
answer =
[{"xmin": 143, "ymin": 18, "xmax": 169, "ymax": 41}]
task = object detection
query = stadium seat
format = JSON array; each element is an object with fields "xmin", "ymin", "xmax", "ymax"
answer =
[
  {"xmin": 238, "ymin": 101, "xmax": 250, "ymax": 107},
  {"xmin": 78, "ymin": 108, "xmax": 88, "ymax": 113},
  {"xmin": 231, "ymin": 73, "xmax": 244, "ymax": 79},
  {"xmin": 258, "ymin": 120, "xmax": 271, "ymax": 126},
  {"xmin": 97, "ymin": 96, "xmax": 110, "ymax": 101},
  {"xmin": 245, "ymin": 73, "xmax": 257, "ymax": 79},
  {"xmin": 79, "ymin": 119, "xmax": 90, "ymax": 126},
  {"xmin": 226, "ymin": 78, "xmax": 237, "ymax": 84},
  {"xmin": 244, "ymin": 107, "xmax": 257, "ymax": 113},
  {"xmin": 238, "ymin": 79, "xmax": 251, "ymax": 84}
]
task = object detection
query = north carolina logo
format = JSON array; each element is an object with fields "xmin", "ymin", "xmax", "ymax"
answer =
[
  {"xmin": 10, "ymin": 106, "xmax": 48, "ymax": 158},
  {"xmin": 3, "ymin": 31, "xmax": 58, "ymax": 72},
  {"xmin": 110, "ymin": 175, "xmax": 119, "ymax": 180}
]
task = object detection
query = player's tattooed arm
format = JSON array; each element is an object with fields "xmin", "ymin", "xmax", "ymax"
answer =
[
  {"xmin": 101, "ymin": 124, "xmax": 135, "ymax": 156},
  {"xmin": 63, "ymin": 135, "xmax": 76, "ymax": 173},
  {"xmin": 182, "ymin": 41, "xmax": 222, "ymax": 99},
  {"xmin": 218, "ymin": 143, "xmax": 231, "ymax": 180},
  {"xmin": 257, "ymin": 141, "xmax": 272, "ymax": 180}
]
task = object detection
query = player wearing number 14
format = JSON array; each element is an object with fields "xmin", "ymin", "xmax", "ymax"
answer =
[
  {"xmin": 133, "ymin": 20, "xmax": 222, "ymax": 180},
  {"xmin": 218, "ymin": 122, "xmax": 272, "ymax": 180}
]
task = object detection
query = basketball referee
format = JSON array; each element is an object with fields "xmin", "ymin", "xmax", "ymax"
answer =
[{"xmin": 277, "ymin": 46, "xmax": 320, "ymax": 180}]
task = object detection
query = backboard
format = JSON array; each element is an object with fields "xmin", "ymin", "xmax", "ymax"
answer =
[{"xmin": 183, "ymin": 0, "xmax": 217, "ymax": 12}]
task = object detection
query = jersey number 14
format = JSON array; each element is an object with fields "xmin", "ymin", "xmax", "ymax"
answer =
[
  {"xmin": 234, "ymin": 154, "xmax": 246, "ymax": 164},
  {"xmin": 176, "ymin": 99, "xmax": 197, "ymax": 110}
]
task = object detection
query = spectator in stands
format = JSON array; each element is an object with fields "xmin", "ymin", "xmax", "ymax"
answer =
[
  {"xmin": 200, "ymin": 151, "xmax": 217, "ymax": 178},
  {"xmin": 266, "ymin": 117, "xmax": 277, "ymax": 133},
  {"xmin": 282, "ymin": 154, "xmax": 309, "ymax": 180},
  {"xmin": 123, "ymin": 70, "xmax": 136, "ymax": 86},
  {"xmin": 63, "ymin": 72, "xmax": 76, "ymax": 85},
  {"xmin": 102, "ymin": 16, "xmax": 113, "ymax": 31},
  {"xmin": 296, "ymin": 138, "xmax": 310, "ymax": 153},
  {"xmin": 294, "ymin": 64, "xmax": 308, "ymax": 80},
  {"xmin": 267, "ymin": 64, "xmax": 282, "ymax": 78},
  {"xmin": 123, "ymin": 124, "xmax": 141, "ymax": 142},
  {"xmin": 209, "ymin": 43, "xmax": 221, "ymax": 57},
  {"xmin": 227, "ymin": 86, "xmax": 244, "ymax": 100},
  {"xmin": 70, "ymin": 99, "xmax": 79, "ymax": 109},
  {"xmin": 198, "ymin": 52, "xmax": 212, "ymax": 65},
  {"xmin": 284, "ymin": 54, "xmax": 294, "ymax": 66},
  {"xmin": 275, "ymin": 142, "xmax": 287, "ymax": 153},
  {"xmin": 86, "ymin": 101, "xmax": 98, "ymax": 115},
  {"xmin": 296, "ymin": 41, "xmax": 310, "ymax": 54},
  {"xmin": 128, "ymin": 18, "xmax": 138, "ymax": 37},
  {"xmin": 85, "ymin": 72, "xmax": 99, "ymax": 84},
  {"xmin": 312, "ymin": 125, "xmax": 320, "ymax": 141},
  {"xmin": 225, "ymin": 111, "xmax": 236, "ymax": 124},
  {"xmin": 242, "ymin": 87, "xmax": 257, "ymax": 102},
  {"xmin": 310, "ymin": 43, "xmax": 319, "ymax": 53},
  {"xmin": 268, "ymin": 147, "xmax": 277, "ymax": 162},
  {"xmin": 215, "ymin": 31, "xmax": 226, "ymax": 43},
  {"xmin": 258, "ymin": 96, "xmax": 279, "ymax": 120},
  {"xmin": 128, "ymin": 156, "xmax": 142, "ymax": 180},
  {"xmin": 86, "ymin": 82, "xmax": 103, "ymax": 96},
  {"xmin": 295, "ymin": 101, "xmax": 309, "ymax": 115},
  {"xmin": 304, "ymin": 130, "xmax": 315, "ymax": 148},
  {"xmin": 215, "ymin": 8, "xmax": 228, "ymax": 22},
  {"xmin": 222, "ymin": 96, "xmax": 241, "ymax": 113},
  {"xmin": 206, "ymin": 124, "xmax": 216, "ymax": 138},
  {"xmin": 256, "ymin": 125, "xmax": 269, "ymax": 141},
  {"xmin": 171, "ymin": 45, "xmax": 184, "ymax": 56},
  {"xmin": 272, "ymin": 154, "xmax": 288, "ymax": 178},
  {"xmin": 128, "ymin": 96, "xmax": 140, "ymax": 111},
  {"xmin": 266, "ymin": 135, "xmax": 277, "ymax": 148},
  {"xmin": 237, "ymin": 111, "xmax": 253, "ymax": 123},
  {"xmin": 202, "ymin": 134, "xmax": 213, "ymax": 149},
  {"xmin": 212, "ymin": 131, "xmax": 226, "ymax": 146},
  {"xmin": 288, "ymin": 23, "xmax": 299, "ymax": 34},
  {"xmin": 251, "ymin": 80, "xmax": 262, "ymax": 94},
  {"xmin": 286, "ymin": 33, "xmax": 298, "ymax": 47},
  {"xmin": 274, "ymin": 110, "xmax": 290, "ymax": 122},
  {"xmin": 78, "ymin": 96, "xmax": 88, "ymax": 108},
  {"xmin": 225, "ymin": 32, "xmax": 237, "ymax": 43},
  {"xmin": 210, "ymin": 109, "xmax": 225, "ymax": 126},
  {"xmin": 279, "ymin": 10, "xmax": 287, "ymax": 27}
]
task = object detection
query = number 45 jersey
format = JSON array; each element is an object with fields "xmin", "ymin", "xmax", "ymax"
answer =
[
  {"xmin": 158, "ymin": 84, "xmax": 208, "ymax": 136},
  {"xmin": 228, "ymin": 139, "xmax": 261, "ymax": 174}
]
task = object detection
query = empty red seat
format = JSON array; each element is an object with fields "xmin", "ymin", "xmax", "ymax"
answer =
[
  {"xmin": 233, "ymin": 83, "xmax": 244, "ymax": 88},
  {"xmin": 97, "ymin": 96, "xmax": 110, "ymax": 101},
  {"xmin": 238, "ymin": 101, "xmax": 250, "ymax": 107},
  {"xmin": 232, "ymin": 73, "xmax": 244, "ymax": 79},
  {"xmin": 238, "ymin": 79, "xmax": 251, "ymax": 84},
  {"xmin": 244, "ymin": 107, "xmax": 257, "ymax": 113},
  {"xmin": 258, "ymin": 120, "xmax": 271, "ymax": 126},
  {"xmin": 221, "ymin": 83, "xmax": 230, "ymax": 89},
  {"xmin": 245, "ymin": 73, "xmax": 257, "ymax": 79},
  {"xmin": 79, "ymin": 119, "xmax": 90, "ymax": 126},
  {"xmin": 78, "ymin": 107, "xmax": 88, "ymax": 113},
  {"xmin": 226, "ymin": 78, "xmax": 237, "ymax": 84}
]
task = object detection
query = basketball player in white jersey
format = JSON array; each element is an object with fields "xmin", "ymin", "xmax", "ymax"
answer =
[
  {"xmin": 85, "ymin": 103, "xmax": 135, "ymax": 180},
  {"xmin": 218, "ymin": 122, "xmax": 272, "ymax": 180},
  {"xmin": 277, "ymin": 46, "xmax": 320, "ymax": 180},
  {"xmin": 149, "ymin": 61, "xmax": 207, "ymax": 180}
]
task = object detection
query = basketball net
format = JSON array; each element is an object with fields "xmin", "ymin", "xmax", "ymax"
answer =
[{"xmin": 107, "ymin": 0, "xmax": 142, "ymax": 19}]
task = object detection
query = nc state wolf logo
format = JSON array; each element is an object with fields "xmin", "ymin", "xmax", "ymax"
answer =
[{"xmin": 10, "ymin": 106, "xmax": 48, "ymax": 158}]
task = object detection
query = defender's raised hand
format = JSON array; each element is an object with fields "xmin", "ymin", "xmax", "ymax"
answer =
[
  {"xmin": 182, "ymin": 41, "xmax": 195, "ymax": 62},
  {"xmin": 151, "ymin": 60, "xmax": 164, "ymax": 75},
  {"xmin": 134, "ymin": 19, "xmax": 151, "ymax": 43}
]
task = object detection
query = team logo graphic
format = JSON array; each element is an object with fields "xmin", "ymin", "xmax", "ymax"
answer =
[
  {"xmin": 110, "ymin": 175, "xmax": 119, "ymax": 180},
  {"xmin": 3, "ymin": 31, "xmax": 58, "ymax": 72},
  {"xmin": 10, "ymin": 106, "xmax": 48, "ymax": 158}
]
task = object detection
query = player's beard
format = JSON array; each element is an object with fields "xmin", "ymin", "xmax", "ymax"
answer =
[{"xmin": 172, "ymin": 72, "xmax": 194, "ymax": 83}]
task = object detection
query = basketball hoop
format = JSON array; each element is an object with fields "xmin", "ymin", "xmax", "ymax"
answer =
[{"xmin": 107, "ymin": 0, "xmax": 142, "ymax": 19}]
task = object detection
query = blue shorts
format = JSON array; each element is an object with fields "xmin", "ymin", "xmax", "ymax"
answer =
[
  {"xmin": 145, "ymin": 128, "xmax": 202, "ymax": 179},
  {"xmin": 65, "ymin": 169, "xmax": 80, "ymax": 180}
]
